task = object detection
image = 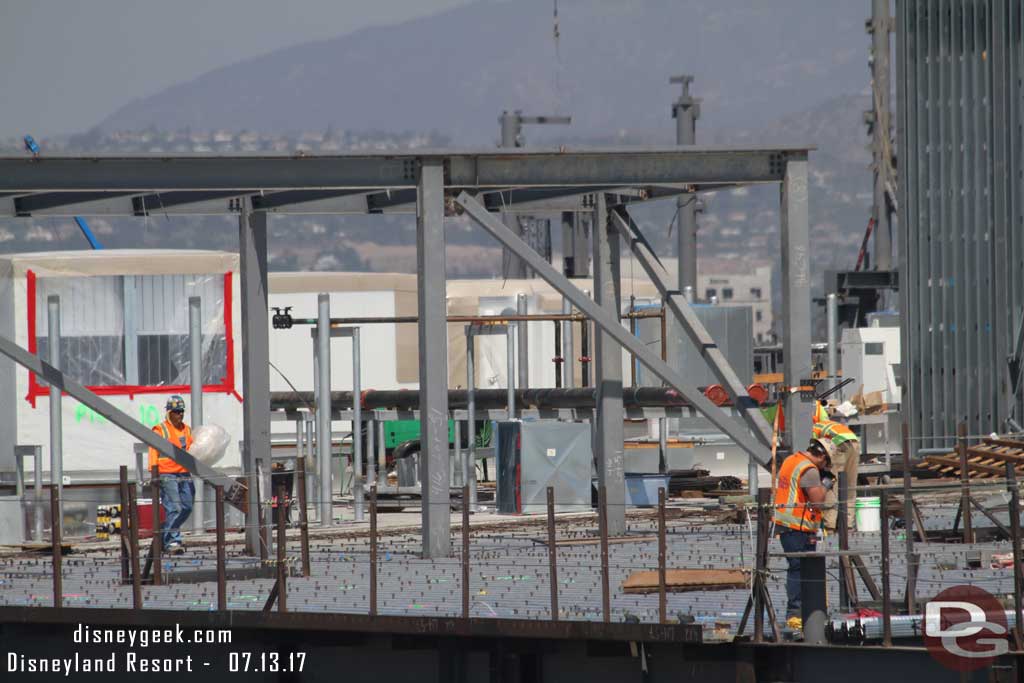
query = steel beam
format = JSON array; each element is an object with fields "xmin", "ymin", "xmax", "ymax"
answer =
[
  {"xmin": 13, "ymin": 191, "xmax": 136, "ymax": 216},
  {"xmin": 0, "ymin": 147, "xmax": 810, "ymax": 194},
  {"xmin": 781, "ymin": 158, "xmax": 812, "ymax": 451},
  {"xmin": 592, "ymin": 194, "xmax": 626, "ymax": 535},
  {"xmin": 454, "ymin": 192, "xmax": 768, "ymax": 464},
  {"xmin": 239, "ymin": 204, "xmax": 272, "ymax": 551},
  {"xmin": 609, "ymin": 209, "xmax": 772, "ymax": 457},
  {"xmin": 417, "ymin": 159, "xmax": 451, "ymax": 558}
]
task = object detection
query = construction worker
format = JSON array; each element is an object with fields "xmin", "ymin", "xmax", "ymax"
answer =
[
  {"xmin": 148, "ymin": 395, "xmax": 194, "ymax": 555},
  {"xmin": 813, "ymin": 401, "xmax": 861, "ymax": 531},
  {"xmin": 773, "ymin": 436, "xmax": 836, "ymax": 629}
]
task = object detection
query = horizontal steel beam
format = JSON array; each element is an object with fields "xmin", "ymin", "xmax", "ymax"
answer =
[
  {"xmin": 454, "ymin": 191, "xmax": 769, "ymax": 465},
  {"xmin": 0, "ymin": 334, "xmax": 247, "ymax": 509},
  {"xmin": 0, "ymin": 147, "xmax": 810, "ymax": 194}
]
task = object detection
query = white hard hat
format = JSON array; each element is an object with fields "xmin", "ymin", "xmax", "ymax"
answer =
[{"xmin": 808, "ymin": 437, "xmax": 837, "ymax": 461}]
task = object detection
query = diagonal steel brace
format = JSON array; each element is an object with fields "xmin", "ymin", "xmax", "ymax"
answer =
[
  {"xmin": 609, "ymin": 207, "xmax": 773, "ymax": 449},
  {"xmin": 0, "ymin": 334, "xmax": 247, "ymax": 510},
  {"xmin": 454, "ymin": 191, "xmax": 769, "ymax": 466}
]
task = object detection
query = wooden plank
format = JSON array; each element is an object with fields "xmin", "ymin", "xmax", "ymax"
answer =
[
  {"xmin": 622, "ymin": 568, "xmax": 748, "ymax": 594},
  {"xmin": 924, "ymin": 455, "xmax": 1006, "ymax": 477}
]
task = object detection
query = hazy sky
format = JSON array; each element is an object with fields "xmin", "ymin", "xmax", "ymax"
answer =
[{"xmin": 0, "ymin": 0, "xmax": 471, "ymax": 138}]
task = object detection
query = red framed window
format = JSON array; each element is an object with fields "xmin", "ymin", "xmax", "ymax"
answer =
[{"xmin": 26, "ymin": 270, "xmax": 237, "ymax": 406}]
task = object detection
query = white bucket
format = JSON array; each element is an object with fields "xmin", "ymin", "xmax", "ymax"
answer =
[{"xmin": 855, "ymin": 496, "xmax": 881, "ymax": 532}]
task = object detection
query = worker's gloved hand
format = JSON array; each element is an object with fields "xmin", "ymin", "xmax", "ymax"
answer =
[{"xmin": 820, "ymin": 470, "xmax": 836, "ymax": 491}]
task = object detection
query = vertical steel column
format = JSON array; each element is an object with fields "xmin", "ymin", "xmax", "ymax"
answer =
[
  {"xmin": 454, "ymin": 416, "xmax": 462, "ymax": 487},
  {"xmin": 598, "ymin": 484, "xmax": 611, "ymax": 623},
  {"xmin": 880, "ymin": 488, "xmax": 892, "ymax": 646},
  {"xmin": 506, "ymin": 325, "xmax": 516, "ymax": 418},
  {"xmin": 352, "ymin": 327, "xmax": 363, "ymax": 522},
  {"xmin": 671, "ymin": 75, "xmax": 701, "ymax": 292},
  {"xmin": 592, "ymin": 194, "xmax": 625, "ymax": 536},
  {"xmin": 581, "ymin": 289, "xmax": 591, "ymax": 387},
  {"xmin": 781, "ymin": 157, "xmax": 812, "ymax": 450},
  {"xmin": 239, "ymin": 204, "xmax": 271, "ymax": 555},
  {"xmin": 47, "ymin": 296, "xmax": 63, "ymax": 536},
  {"xmin": 189, "ymin": 296, "xmax": 204, "ymax": 533},
  {"xmin": 150, "ymin": 464, "xmax": 162, "ymax": 586},
  {"xmin": 317, "ymin": 294, "xmax": 333, "ymax": 526},
  {"xmin": 461, "ymin": 484, "xmax": 470, "ymax": 619},
  {"xmin": 119, "ymin": 466, "xmax": 130, "ymax": 584},
  {"xmin": 50, "ymin": 485, "xmax": 62, "ymax": 608},
  {"xmin": 562, "ymin": 299, "xmax": 574, "ymax": 388},
  {"xmin": 683, "ymin": 286, "xmax": 694, "ymax": 303},
  {"xmin": 417, "ymin": 158, "xmax": 451, "ymax": 558},
  {"xmin": 517, "ymin": 293, "xmax": 529, "ymax": 389},
  {"xmin": 826, "ymin": 293, "xmax": 838, "ymax": 394},
  {"xmin": 466, "ymin": 327, "xmax": 478, "ymax": 510}
]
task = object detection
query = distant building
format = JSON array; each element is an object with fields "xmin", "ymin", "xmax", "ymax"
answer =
[{"xmin": 697, "ymin": 259, "xmax": 773, "ymax": 342}]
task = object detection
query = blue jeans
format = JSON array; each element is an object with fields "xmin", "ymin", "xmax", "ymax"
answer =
[
  {"xmin": 159, "ymin": 474, "xmax": 195, "ymax": 546},
  {"xmin": 778, "ymin": 529, "xmax": 817, "ymax": 618}
]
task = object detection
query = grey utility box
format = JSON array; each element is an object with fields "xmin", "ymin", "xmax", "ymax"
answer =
[{"xmin": 495, "ymin": 421, "xmax": 592, "ymax": 514}]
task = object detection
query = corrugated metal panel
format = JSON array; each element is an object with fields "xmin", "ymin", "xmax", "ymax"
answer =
[{"xmin": 898, "ymin": 0, "xmax": 1024, "ymax": 447}]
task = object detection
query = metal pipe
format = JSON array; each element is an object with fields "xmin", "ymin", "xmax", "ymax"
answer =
[
  {"xmin": 296, "ymin": 457, "xmax": 310, "ymax": 577},
  {"xmin": 1007, "ymin": 462, "xmax": 1023, "ymax": 651},
  {"xmin": 901, "ymin": 422, "xmax": 916, "ymax": 613},
  {"xmin": 562, "ymin": 298, "xmax": 574, "ymax": 389},
  {"xmin": 352, "ymin": 327, "xmax": 363, "ymax": 522},
  {"xmin": 304, "ymin": 415, "xmax": 315, "ymax": 520},
  {"xmin": 275, "ymin": 483, "xmax": 287, "ymax": 612},
  {"xmin": 880, "ymin": 487, "xmax": 892, "ymax": 646},
  {"xmin": 553, "ymin": 320, "xmax": 563, "ymax": 389},
  {"xmin": 135, "ymin": 449, "xmax": 144, "ymax": 499},
  {"xmin": 506, "ymin": 324, "xmax": 515, "ymax": 418},
  {"xmin": 376, "ymin": 421, "xmax": 385, "ymax": 494},
  {"xmin": 150, "ymin": 464, "xmax": 162, "ymax": 586},
  {"xmin": 33, "ymin": 445, "xmax": 42, "ymax": 542},
  {"xmin": 658, "ymin": 487, "xmax": 667, "ymax": 624},
  {"xmin": 366, "ymin": 414, "xmax": 376, "ymax": 488},
  {"xmin": 215, "ymin": 485, "xmax": 226, "ymax": 610},
  {"xmin": 580, "ymin": 289, "xmax": 591, "ymax": 387},
  {"xmin": 826, "ymin": 293, "xmax": 838, "ymax": 395},
  {"xmin": 369, "ymin": 483, "xmax": 378, "ymax": 616},
  {"xmin": 127, "ymin": 487, "xmax": 142, "ymax": 609},
  {"xmin": 454, "ymin": 417, "xmax": 462, "ymax": 487},
  {"xmin": 189, "ymin": 296, "xmax": 204, "ymax": 533},
  {"xmin": 47, "ymin": 295, "xmax": 63, "ymax": 537},
  {"xmin": 118, "ymin": 466, "xmax": 130, "ymax": 584},
  {"xmin": 287, "ymin": 311, "xmax": 664, "ymax": 326},
  {"xmin": 958, "ymin": 422, "xmax": 972, "ymax": 542},
  {"xmin": 598, "ymin": 484, "xmax": 610, "ymax": 623},
  {"xmin": 317, "ymin": 294, "xmax": 333, "ymax": 526},
  {"xmin": 546, "ymin": 486, "xmax": 558, "ymax": 621},
  {"xmin": 461, "ymin": 484, "xmax": 470, "ymax": 619},
  {"xmin": 50, "ymin": 485, "xmax": 62, "ymax": 608},
  {"xmin": 658, "ymin": 418, "xmax": 668, "ymax": 473},
  {"xmin": 517, "ymin": 293, "xmax": 529, "ymax": 389},
  {"xmin": 629, "ymin": 296, "xmax": 638, "ymax": 387},
  {"xmin": 466, "ymin": 328, "xmax": 478, "ymax": 511},
  {"xmin": 272, "ymin": 386, "xmax": 694, "ymax": 412}
]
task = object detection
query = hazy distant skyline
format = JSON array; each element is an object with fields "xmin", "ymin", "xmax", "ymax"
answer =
[{"xmin": 0, "ymin": 0, "xmax": 471, "ymax": 138}]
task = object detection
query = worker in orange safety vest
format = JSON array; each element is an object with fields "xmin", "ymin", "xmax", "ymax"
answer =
[
  {"xmin": 813, "ymin": 401, "xmax": 861, "ymax": 531},
  {"xmin": 773, "ymin": 437, "xmax": 835, "ymax": 627},
  {"xmin": 148, "ymin": 395, "xmax": 194, "ymax": 554}
]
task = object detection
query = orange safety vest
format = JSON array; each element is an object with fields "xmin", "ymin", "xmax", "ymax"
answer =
[
  {"xmin": 148, "ymin": 419, "xmax": 193, "ymax": 475},
  {"xmin": 773, "ymin": 452, "xmax": 822, "ymax": 532},
  {"xmin": 812, "ymin": 403, "xmax": 859, "ymax": 445}
]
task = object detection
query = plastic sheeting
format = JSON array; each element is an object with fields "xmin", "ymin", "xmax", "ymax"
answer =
[{"xmin": 33, "ymin": 272, "xmax": 227, "ymax": 390}]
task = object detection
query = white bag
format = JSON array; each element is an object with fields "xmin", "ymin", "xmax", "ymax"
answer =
[{"xmin": 189, "ymin": 424, "xmax": 231, "ymax": 466}]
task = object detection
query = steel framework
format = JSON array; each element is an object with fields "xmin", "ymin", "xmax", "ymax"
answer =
[
  {"xmin": 896, "ymin": 0, "xmax": 1024, "ymax": 447},
  {"xmin": 0, "ymin": 145, "xmax": 812, "ymax": 556}
]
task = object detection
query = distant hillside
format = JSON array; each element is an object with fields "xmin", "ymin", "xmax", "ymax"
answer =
[{"xmin": 95, "ymin": 0, "xmax": 869, "ymax": 144}]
